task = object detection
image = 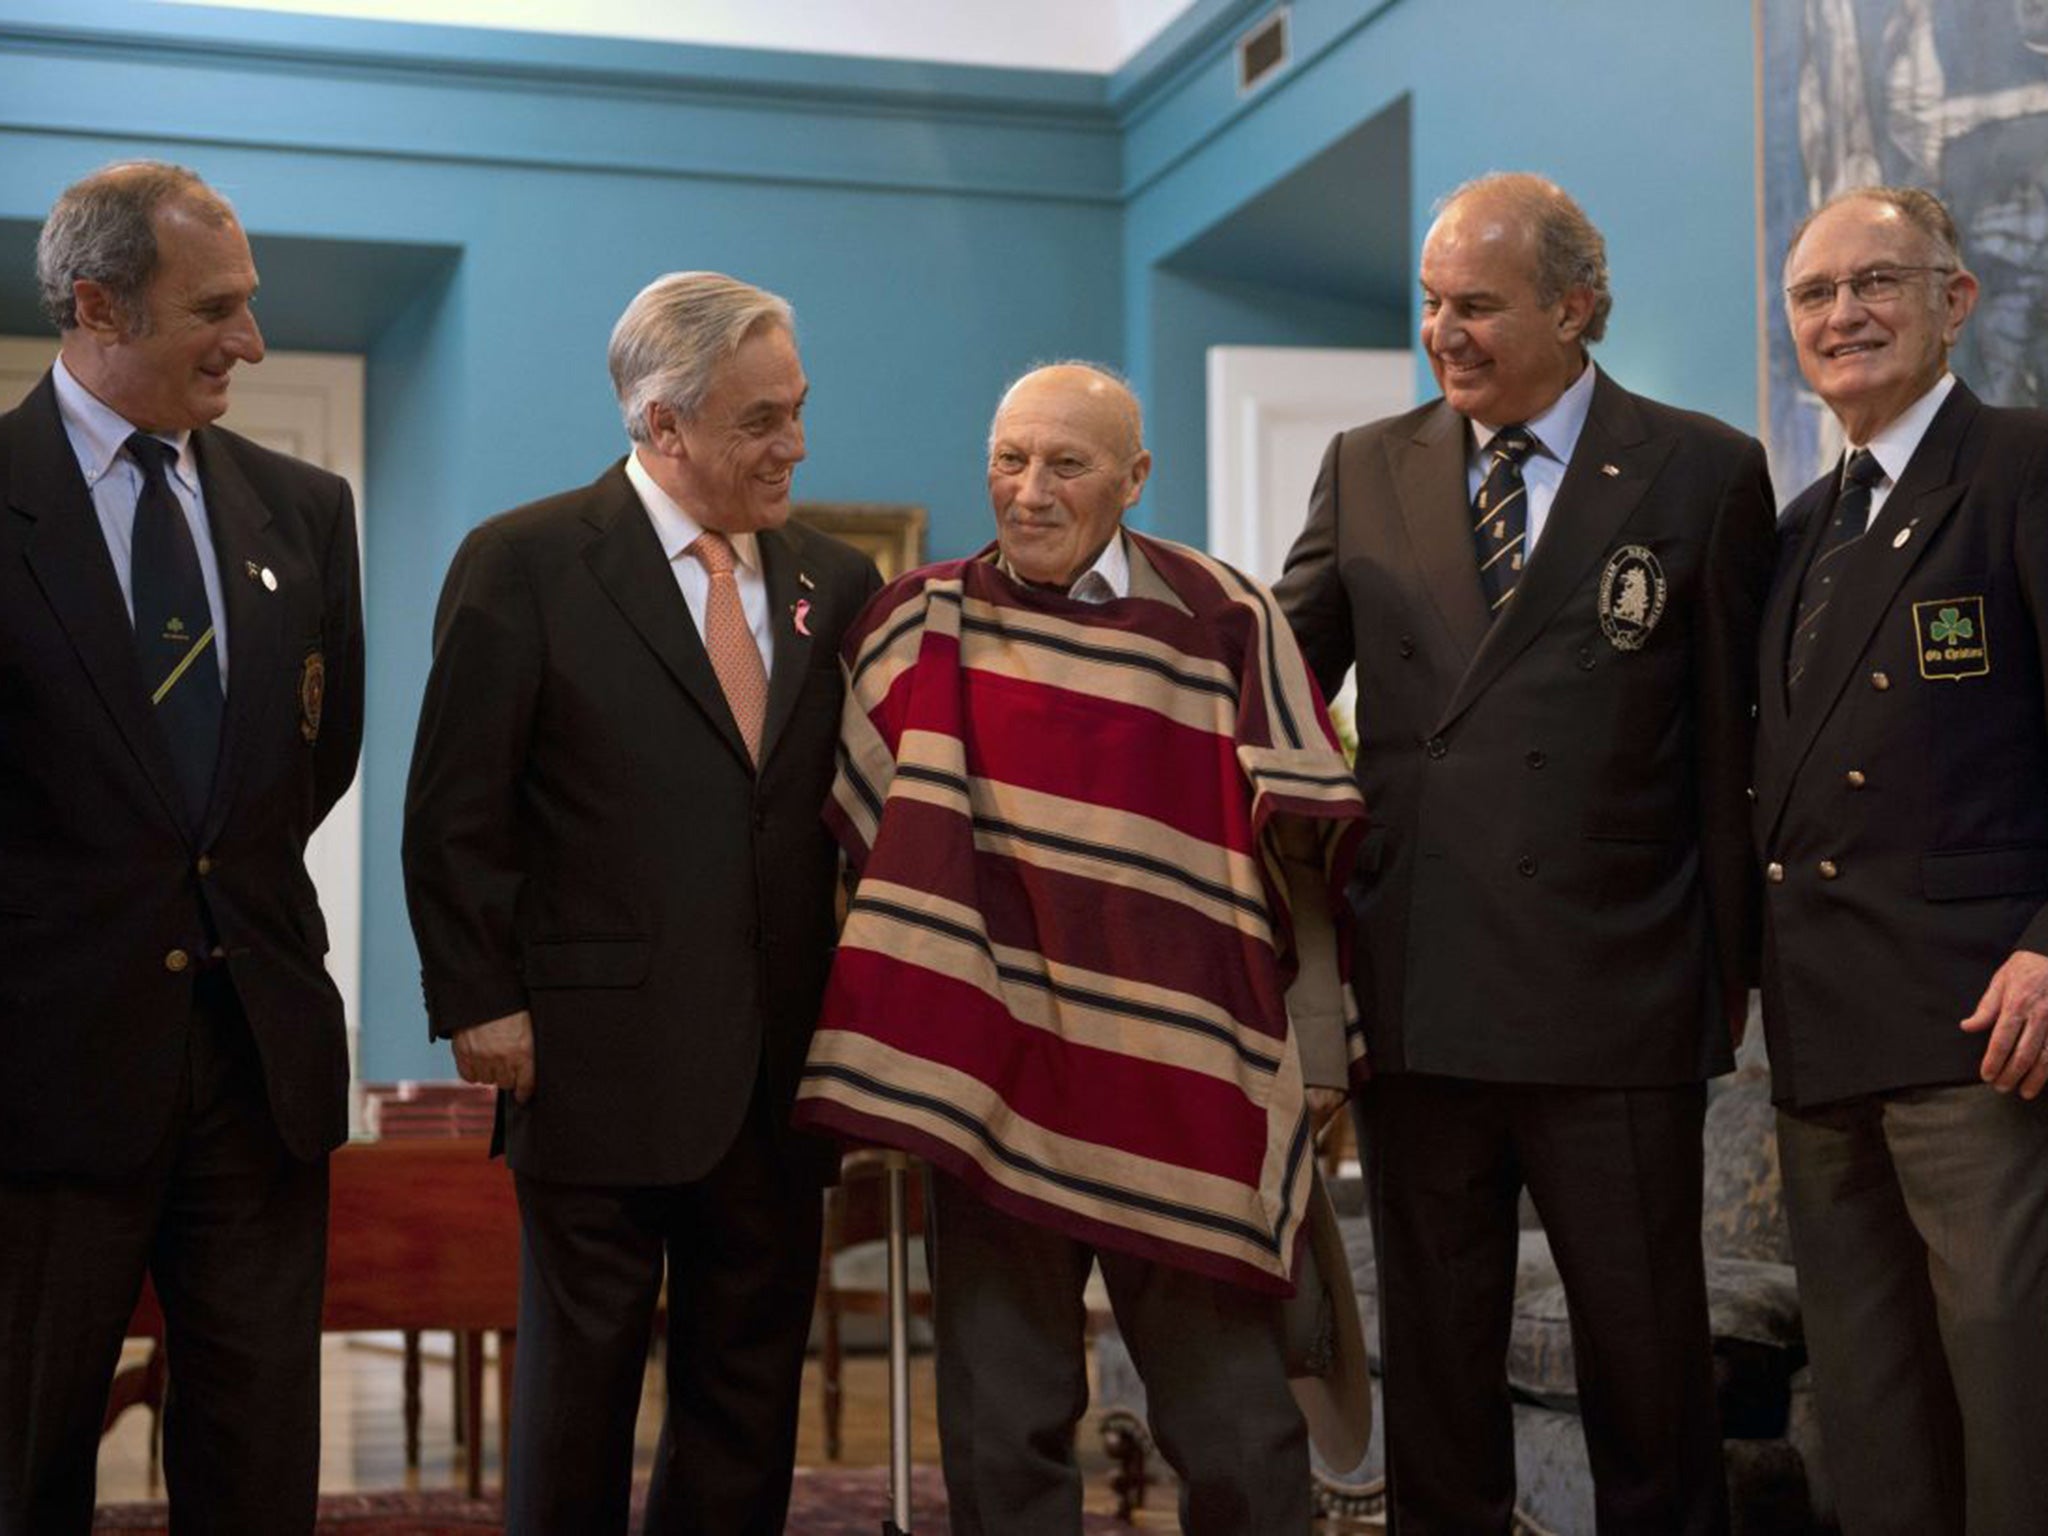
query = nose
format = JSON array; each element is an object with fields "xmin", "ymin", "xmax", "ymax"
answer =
[
  {"xmin": 231, "ymin": 305, "xmax": 265, "ymax": 364},
  {"xmin": 781, "ymin": 414, "xmax": 805, "ymax": 464},
  {"xmin": 1016, "ymin": 461, "xmax": 1056, "ymax": 507}
]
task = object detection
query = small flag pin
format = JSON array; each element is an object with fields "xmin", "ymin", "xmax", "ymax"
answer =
[{"xmin": 1600, "ymin": 463, "xmax": 1621, "ymax": 477}]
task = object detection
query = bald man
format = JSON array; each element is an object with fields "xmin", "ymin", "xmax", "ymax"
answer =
[
  {"xmin": 796, "ymin": 364, "xmax": 1367, "ymax": 1535},
  {"xmin": 1277, "ymin": 174, "xmax": 1776, "ymax": 1533}
]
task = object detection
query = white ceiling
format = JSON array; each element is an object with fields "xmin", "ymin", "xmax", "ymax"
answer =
[{"xmin": 149, "ymin": 0, "xmax": 1203, "ymax": 73}]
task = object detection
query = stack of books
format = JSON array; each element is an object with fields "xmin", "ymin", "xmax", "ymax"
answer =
[{"xmin": 359, "ymin": 1080, "xmax": 498, "ymax": 1140}]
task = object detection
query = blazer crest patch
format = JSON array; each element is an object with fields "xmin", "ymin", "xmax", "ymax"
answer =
[
  {"xmin": 299, "ymin": 650, "xmax": 326, "ymax": 743},
  {"xmin": 1912, "ymin": 597, "xmax": 1990, "ymax": 681},
  {"xmin": 1597, "ymin": 544, "xmax": 1666, "ymax": 652}
]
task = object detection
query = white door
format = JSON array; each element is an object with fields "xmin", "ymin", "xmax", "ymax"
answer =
[
  {"xmin": 0, "ymin": 339, "xmax": 368, "ymax": 1075},
  {"xmin": 1206, "ymin": 345, "xmax": 1413, "ymax": 584}
]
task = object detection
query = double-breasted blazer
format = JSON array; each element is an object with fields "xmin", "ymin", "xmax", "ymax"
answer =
[
  {"xmin": 0, "ymin": 371, "xmax": 364, "ymax": 1176},
  {"xmin": 402, "ymin": 462, "xmax": 881, "ymax": 1187},
  {"xmin": 1277, "ymin": 369, "xmax": 1777, "ymax": 1086},
  {"xmin": 1755, "ymin": 381, "xmax": 2048, "ymax": 1108}
]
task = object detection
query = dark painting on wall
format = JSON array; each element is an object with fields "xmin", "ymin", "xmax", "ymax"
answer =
[{"xmin": 1760, "ymin": 0, "xmax": 2048, "ymax": 494}]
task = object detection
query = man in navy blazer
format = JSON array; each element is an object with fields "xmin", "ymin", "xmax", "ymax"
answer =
[
  {"xmin": 0, "ymin": 162, "xmax": 363, "ymax": 1533},
  {"xmin": 1757, "ymin": 185, "xmax": 2048, "ymax": 1536},
  {"xmin": 404, "ymin": 272, "xmax": 879, "ymax": 1534}
]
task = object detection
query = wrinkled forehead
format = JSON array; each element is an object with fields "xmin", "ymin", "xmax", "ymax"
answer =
[
  {"xmin": 991, "ymin": 377, "xmax": 1137, "ymax": 460},
  {"xmin": 1784, "ymin": 200, "xmax": 1938, "ymax": 281}
]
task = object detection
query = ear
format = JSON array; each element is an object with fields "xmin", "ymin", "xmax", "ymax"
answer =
[
  {"xmin": 1941, "ymin": 268, "xmax": 1981, "ymax": 346},
  {"xmin": 1122, "ymin": 449, "xmax": 1153, "ymax": 510},
  {"xmin": 644, "ymin": 401, "xmax": 688, "ymax": 461},
  {"xmin": 71, "ymin": 279, "xmax": 128, "ymax": 342},
  {"xmin": 1554, "ymin": 285, "xmax": 1596, "ymax": 344}
]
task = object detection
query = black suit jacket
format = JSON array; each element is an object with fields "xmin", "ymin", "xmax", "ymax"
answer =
[
  {"xmin": 1277, "ymin": 369, "xmax": 1776, "ymax": 1086},
  {"xmin": 402, "ymin": 462, "xmax": 881, "ymax": 1187},
  {"xmin": 0, "ymin": 371, "xmax": 364, "ymax": 1176},
  {"xmin": 1755, "ymin": 382, "xmax": 2048, "ymax": 1108}
]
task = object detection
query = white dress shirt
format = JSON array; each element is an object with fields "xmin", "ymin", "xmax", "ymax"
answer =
[
  {"xmin": 52, "ymin": 354, "xmax": 231, "ymax": 688},
  {"xmin": 626, "ymin": 448, "xmax": 775, "ymax": 675},
  {"xmin": 1847, "ymin": 373, "xmax": 1956, "ymax": 529}
]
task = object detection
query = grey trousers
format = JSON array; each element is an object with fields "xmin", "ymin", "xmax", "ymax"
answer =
[
  {"xmin": 1778, "ymin": 1083, "xmax": 2048, "ymax": 1536},
  {"xmin": 928, "ymin": 1171, "xmax": 1311, "ymax": 1535}
]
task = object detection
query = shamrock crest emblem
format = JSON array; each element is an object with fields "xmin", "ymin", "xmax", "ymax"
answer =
[{"xmin": 1928, "ymin": 606, "xmax": 1974, "ymax": 645}]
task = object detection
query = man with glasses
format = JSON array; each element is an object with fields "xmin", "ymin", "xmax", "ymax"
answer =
[{"xmin": 1757, "ymin": 185, "xmax": 2048, "ymax": 1535}]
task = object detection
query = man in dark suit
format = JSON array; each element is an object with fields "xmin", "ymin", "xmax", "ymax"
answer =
[
  {"xmin": 0, "ymin": 161, "xmax": 363, "ymax": 1533},
  {"xmin": 403, "ymin": 271, "xmax": 879, "ymax": 1534},
  {"xmin": 1277, "ymin": 172, "xmax": 1776, "ymax": 1534},
  {"xmin": 1757, "ymin": 186, "xmax": 2048, "ymax": 1536}
]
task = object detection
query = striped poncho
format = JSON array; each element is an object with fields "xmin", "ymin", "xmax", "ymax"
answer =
[{"xmin": 793, "ymin": 533, "xmax": 1365, "ymax": 1293}]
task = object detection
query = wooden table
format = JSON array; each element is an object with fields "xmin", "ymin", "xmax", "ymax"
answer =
[{"xmin": 116, "ymin": 1136, "xmax": 521, "ymax": 1497}]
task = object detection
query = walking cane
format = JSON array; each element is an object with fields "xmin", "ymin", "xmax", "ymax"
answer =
[{"xmin": 882, "ymin": 1149, "xmax": 914, "ymax": 1536}]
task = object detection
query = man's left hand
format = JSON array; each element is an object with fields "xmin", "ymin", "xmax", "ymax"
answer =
[
  {"xmin": 1306, "ymin": 1087, "xmax": 1349, "ymax": 1135},
  {"xmin": 1961, "ymin": 950, "xmax": 2048, "ymax": 1099}
]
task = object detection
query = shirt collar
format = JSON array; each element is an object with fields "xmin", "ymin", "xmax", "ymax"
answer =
[
  {"xmin": 52, "ymin": 353, "xmax": 197, "ymax": 492},
  {"xmin": 996, "ymin": 528, "xmax": 1130, "ymax": 602},
  {"xmin": 1853, "ymin": 373, "xmax": 1956, "ymax": 490},
  {"xmin": 626, "ymin": 448, "xmax": 762, "ymax": 574},
  {"xmin": 1471, "ymin": 359, "xmax": 1596, "ymax": 469}
]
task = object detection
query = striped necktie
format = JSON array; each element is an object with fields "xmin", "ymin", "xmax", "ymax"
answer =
[
  {"xmin": 1473, "ymin": 425, "xmax": 1538, "ymax": 615},
  {"xmin": 1786, "ymin": 448, "xmax": 1884, "ymax": 701},
  {"xmin": 127, "ymin": 433, "xmax": 222, "ymax": 825},
  {"xmin": 688, "ymin": 530, "xmax": 769, "ymax": 763}
]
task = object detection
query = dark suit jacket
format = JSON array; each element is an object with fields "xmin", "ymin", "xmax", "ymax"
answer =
[
  {"xmin": 1755, "ymin": 382, "xmax": 2048, "ymax": 1108},
  {"xmin": 1277, "ymin": 368, "xmax": 1776, "ymax": 1086},
  {"xmin": 402, "ymin": 461, "xmax": 882, "ymax": 1187},
  {"xmin": 0, "ymin": 371, "xmax": 364, "ymax": 1176}
]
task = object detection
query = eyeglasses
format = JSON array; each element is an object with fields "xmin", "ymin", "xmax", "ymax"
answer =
[{"xmin": 1784, "ymin": 266, "xmax": 1955, "ymax": 315}]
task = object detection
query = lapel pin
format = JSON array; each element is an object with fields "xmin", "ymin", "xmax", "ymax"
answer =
[
  {"xmin": 246, "ymin": 561, "xmax": 278, "ymax": 591},
  {"xmin": 792, "ymin": 598, "xmax": 813, "ymax": 637},
  {"xmin": 1892, "ymin": 527, "xmax": 1913, "ymax": 549},
  {"xmin": 798, "ymin": 571, "xmax": 817, "ymax": 591},
  {"xmin": 1600, "ymin": 463, "xmax": 1621, "ymax": 477}
]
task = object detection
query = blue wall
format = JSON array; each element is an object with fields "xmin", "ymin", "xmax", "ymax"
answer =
[{"xmin": 0, "ymin": 0, "xmax": 1767, "ymax": 1079}]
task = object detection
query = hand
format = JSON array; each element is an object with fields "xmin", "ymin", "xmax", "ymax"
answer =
[
  {"xmin": 452, "ymin": 1009, "xmax": 536, "ymax": 1103},
  {"xmin": 1306, "ymin": 1087, "xmax": 1349, "ymax": 1136},
  {"xmin": 1960, "ymin": 950, "xmax": 2048, "ymax": 1100}
]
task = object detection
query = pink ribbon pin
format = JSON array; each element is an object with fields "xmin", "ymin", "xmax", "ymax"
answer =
[{"xmin": 793, "ymin": 598, "xmax": 812, "ymax": 637}]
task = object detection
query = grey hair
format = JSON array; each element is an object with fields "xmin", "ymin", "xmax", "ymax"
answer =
[
  {"xmin": 1437, "ymin": 172, "xmax": 1614, "ymax": 344},
  {"xmin": 989, "ymin": 360, "xmax": 1146, "ymax": 458},
  {"xmin": 36, "ymin": 161, "xmax": 236, "ymax": 334},
  {"xmin": 608, "ymin": 271, "xmax": 795, "ymax": 443},
  {"xmin": 1784, "ymin": 185, "xmax": 1966, "ymax": 276}
]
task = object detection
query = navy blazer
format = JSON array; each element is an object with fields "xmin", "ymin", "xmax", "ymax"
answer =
[
  {"xmin": 0, "ymin": 371, "xmax": 364, "ymax": 1175},
  {"xmin": 1755, "ymin": 382, "xmax": 2048, "ymax": 1107}
]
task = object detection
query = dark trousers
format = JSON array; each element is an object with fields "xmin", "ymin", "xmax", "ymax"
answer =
[
  {"xmin": 0, "ymin": 969, "xmax": 328, "ymax": 1536},
  {"xmin": 1363, "ymin": 1074, "xmax": 1726, "ymax": 1536},
  {"xmin": 928, "ymin": 1171, "xmax": 1310, "ymax": 1536},
  {"xmin": 506, "ymin": 1085, "xmax": 823, "ymax": 1536},
  {"xmin": 1778, "ymin": 1083, "xmax": 2048, "ymax": 1536}
]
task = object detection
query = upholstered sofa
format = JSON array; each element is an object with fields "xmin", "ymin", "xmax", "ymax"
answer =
[{"xmin": 1093, "ymin": 1034, "xmax": 1840, "ymax": 1533}]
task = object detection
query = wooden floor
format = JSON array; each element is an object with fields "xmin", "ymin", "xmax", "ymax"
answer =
[{"xmin": 95, "ymin": 1334, "xmax": 1189, "ymax": 1527}]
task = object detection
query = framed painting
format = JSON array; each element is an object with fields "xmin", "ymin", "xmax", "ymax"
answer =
[
  {"xmin": 1759, "ymin": 0, "xmax": 2048, "ymax": 494},
  {"xmin": 791, "ymin": 502, "xmax": 928, "ymax": 581}
]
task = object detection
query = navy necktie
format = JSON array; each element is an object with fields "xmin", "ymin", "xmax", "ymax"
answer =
[
  {"xmin": 127, "ymin": 433, "xmax": 222, "ymax": 825},
  {"xmin": 1785, "ymin": 448, "xmax": 1884, "ymax": 701},
  {"xmin": 1473, "ymin": 426, "xmax": 1538, "ymax": 616}
]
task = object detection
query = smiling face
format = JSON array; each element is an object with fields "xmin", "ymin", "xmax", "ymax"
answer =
[
  {"xmin": 66, "ymin": 198, "xmax": 265, "ymax": 433},
  {"xmin": 1784, "ymin": 197, "xmax": 1978, "ymax": 443},
  {"xmin": 1418, "ymin": 191, "xmax": 1593, "ymax": 429},
  {"xmin": 987, "ymin": 366, "xmax": 1151, "ymax": 589},
  {"xmin": 651, "ymin": 322, "xmax": 808, "ymax": 534}
]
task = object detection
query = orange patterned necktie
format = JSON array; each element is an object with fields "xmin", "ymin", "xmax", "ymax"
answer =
[{"xmin": 688, "ymin": 530, "xmax": 768, "ymax": 762}]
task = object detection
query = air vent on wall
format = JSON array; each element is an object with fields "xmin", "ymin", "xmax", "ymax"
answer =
[{"xmin": 1237, "ymin": 8, "xmax": 1290, "ymax": 96}]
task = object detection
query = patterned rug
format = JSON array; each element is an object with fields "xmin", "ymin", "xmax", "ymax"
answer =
[{"xmin": 94, "ymin": 1465, "xmax": 1130, "ymax": 1533}]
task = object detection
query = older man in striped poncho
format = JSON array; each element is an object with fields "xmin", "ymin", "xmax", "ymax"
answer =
[{"xmin": 794, "ymin": 364, "xmax": 1364, "ymax": 1534}]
